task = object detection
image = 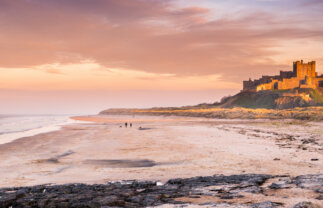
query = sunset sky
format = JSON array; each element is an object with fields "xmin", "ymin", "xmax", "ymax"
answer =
[{"xmin": 1, "ymin": 0, "xmax": 323, "ymax": 114}]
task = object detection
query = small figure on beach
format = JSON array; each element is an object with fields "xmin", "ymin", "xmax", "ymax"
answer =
[
  {"xmin": 125, "ymin": 122, "xmax": 128, "ymax": 128},
  {"xmin": 130, "ymin": 123, "xmax": 132, "ymax": 127}
]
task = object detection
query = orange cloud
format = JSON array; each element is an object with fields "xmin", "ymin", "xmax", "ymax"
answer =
[{"xmin": 0, "ymin": 61, "xmax": 240, "ymax": 91}]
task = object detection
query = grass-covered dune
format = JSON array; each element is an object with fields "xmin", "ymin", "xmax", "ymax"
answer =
[
  {"xmin": 100, "ymin": 88, "xmax": 323, "ymax": 121},
  {"xmin": 100, "ymin": 106, "xmax": 323, "ymax": 121}
]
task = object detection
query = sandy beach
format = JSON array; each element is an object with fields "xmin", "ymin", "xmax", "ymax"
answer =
[
  {"xmin": 0, "ymin": 115, "xmax": 322, "ymax": 188},
  {"xmin": 0, "ymin": 115, "xmax": 322, "ymax": 207}
]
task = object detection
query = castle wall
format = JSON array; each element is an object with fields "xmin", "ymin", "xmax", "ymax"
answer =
[
  {"xmin": 280, "ymin": 71, "xmax": 295, "ymax": 79},
  {"xmin": 314, "ymin": 77, "xmax": 323, "ymax": 88},
  {"xmin": 279, "ymin": 77, "xmax": 299, "ymax": 90},
  {"xmin": 243, "ymin": 80, "xmax": 257, "ymax": 91},
  {"xmin": 256, "ymin": 82, "xmax": 274, "ymax": 91}
]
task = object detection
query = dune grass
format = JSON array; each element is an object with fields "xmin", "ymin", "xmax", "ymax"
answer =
[{"xmin": 101, "ymin": 106, "xmax": 323, "ymax": 121}]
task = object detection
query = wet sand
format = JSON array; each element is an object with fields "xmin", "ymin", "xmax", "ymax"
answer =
[{"xmin": 0, "ymin": 115, "xmax": 322, "ymax": 189}]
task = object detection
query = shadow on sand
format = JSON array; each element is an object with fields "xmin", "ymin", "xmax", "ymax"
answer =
[{"xmin": 83, "ymin": 159, "xmax": 157, "ymax": 168}]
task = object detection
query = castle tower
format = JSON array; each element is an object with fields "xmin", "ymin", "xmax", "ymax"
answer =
[{"xmin": 293, "ymin": 60, "xmax": 316, "ymax": 80}]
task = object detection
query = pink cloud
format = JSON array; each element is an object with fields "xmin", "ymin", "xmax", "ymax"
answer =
[{"xmin": 0, "ymin": 0, "xmax": 322, "ymax": 82}]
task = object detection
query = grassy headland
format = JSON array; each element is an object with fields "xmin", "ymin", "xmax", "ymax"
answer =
[
  {"xmin": 100, "ymin": 89, "xmax": 323, "ymax": 121},
  {"xmin": 100, "ymin": 107, "xmax": 323, "ymax": 121}
]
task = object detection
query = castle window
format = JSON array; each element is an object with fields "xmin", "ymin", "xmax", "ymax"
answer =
[
  {"xmin": 319, "ymin": 81, "xmax": 323, "ymax": 87},
  {"xmin": 274, "ymin": 82, "xmax": 278, "ymax": 90}
]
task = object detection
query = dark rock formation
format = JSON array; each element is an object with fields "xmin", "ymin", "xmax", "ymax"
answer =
[
  {"xmin": 293, "ymin": 202, "xmax": 318, "ymax": 208},
  {"xmin": 0, "ymin": 174, "xmax": 322, "ymax": 208}
]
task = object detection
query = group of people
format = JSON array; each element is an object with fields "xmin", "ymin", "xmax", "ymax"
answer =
[{"xmin": 124, "ymin": 122, "xmax": 132, "ymax": 128}]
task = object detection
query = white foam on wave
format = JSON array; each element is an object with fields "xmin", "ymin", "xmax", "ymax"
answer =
[{"xmin": 0, "ymin": 116, "xmax": 91, "ymax": 145}]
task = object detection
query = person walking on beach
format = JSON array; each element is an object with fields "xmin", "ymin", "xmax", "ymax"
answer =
[
  {"xmin": 130, "ymin": 123, "xmax": 132, "ymax": 127},
  {"xmin": 125, "ymin": 122, "xmax": 128, "ymax": 128}
]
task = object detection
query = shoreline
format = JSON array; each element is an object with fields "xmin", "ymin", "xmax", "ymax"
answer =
[{"xmin": 0, "ymin": 116, "xmax": 91, "ymax": 146}]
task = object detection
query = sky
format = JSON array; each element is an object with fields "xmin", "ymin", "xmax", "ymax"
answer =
[{"xmin": 1, "ymin": 0, "xmax": 323, "ymax": 114}]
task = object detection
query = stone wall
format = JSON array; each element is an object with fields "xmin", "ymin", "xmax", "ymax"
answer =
[{"xmin": 279, "ymin": 77, "xmax": 299, "ymax": 90}]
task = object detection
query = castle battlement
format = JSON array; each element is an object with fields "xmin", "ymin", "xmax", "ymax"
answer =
[{"xmin": 243, "ymin": 60, "xmax": 323, "ymax": 92}]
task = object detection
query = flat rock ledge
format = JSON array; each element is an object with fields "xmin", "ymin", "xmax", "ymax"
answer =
[{"xmin": 0, "ymin": 174, "xmax": 322, "ymax": 208}]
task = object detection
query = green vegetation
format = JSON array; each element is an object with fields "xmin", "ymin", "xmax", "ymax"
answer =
[
  {"xmin": 100, "ymin": 106, "xmax": 323, "ymax": 121},
  {"xmin": 271, "ymin": 89, "xmax": 293, "ymax": 94},
  {"xmin": 218, "ymin": 88, "xmax": 323, "ymax": 109},
  {"xmin": 229, "ymin": 92, "xmax": 278, "ymax": 109},
  {"xmin": 309, "ymin": 89, "xmax": 323, "ymax": 104}
]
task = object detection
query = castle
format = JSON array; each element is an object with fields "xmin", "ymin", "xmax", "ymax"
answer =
[{"xmin": 243, "ymin": 60, "xmax": 323, "ymax": 92}]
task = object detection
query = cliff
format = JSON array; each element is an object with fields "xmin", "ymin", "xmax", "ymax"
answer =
[{"xmin": 216, "ymin": 88, "xmax": 323, "ymax": 109}]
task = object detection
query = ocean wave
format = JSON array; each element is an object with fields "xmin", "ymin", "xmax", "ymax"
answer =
[{"xmin": 0, "ymin": 115, "xmax": 75, "ymax": 145}]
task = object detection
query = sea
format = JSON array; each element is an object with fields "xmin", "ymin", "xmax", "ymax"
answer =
[{"xmin": 0, "ymin": 115, "xmax": 80, "ymax": 145}]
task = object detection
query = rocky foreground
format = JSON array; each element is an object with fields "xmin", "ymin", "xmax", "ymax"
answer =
[{"xmin": 1, "ymin": 174, "xmax": 322, "ymax": 208}]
